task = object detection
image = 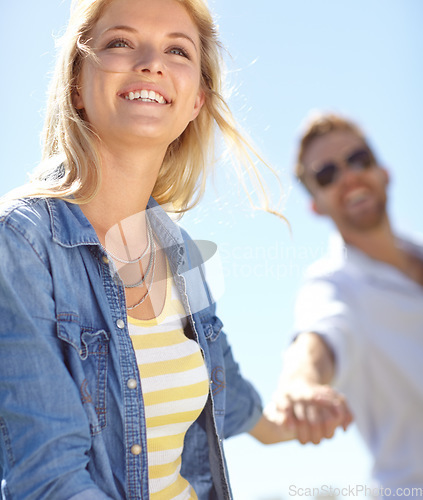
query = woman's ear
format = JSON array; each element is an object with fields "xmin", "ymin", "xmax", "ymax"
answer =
[
  {"xmin": 190, "ymin": 89, "xmax": 205, "ymax": 122},
  {"xmin": 72, "ymin": 86, "xmax": 84, "ymax": 110}
]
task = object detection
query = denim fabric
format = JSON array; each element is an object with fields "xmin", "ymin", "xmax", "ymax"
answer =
[{"xmin": 0, "ymin": 197, "xmax": 262, "ymax": 500}]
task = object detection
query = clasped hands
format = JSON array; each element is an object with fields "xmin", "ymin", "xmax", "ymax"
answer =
[{"xmin": 257, "ymin": 380, "xmax": 353, "ymax": 445}]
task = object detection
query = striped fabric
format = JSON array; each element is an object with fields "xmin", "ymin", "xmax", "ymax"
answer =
[{"xmin": 128, "ymin": 264, "xmax": 209, "ymax": 499}]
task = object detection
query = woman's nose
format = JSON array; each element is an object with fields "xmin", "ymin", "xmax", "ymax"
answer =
[{"xmin": 133, "ymin": 46, "xmax": 164, "ymax": 75}]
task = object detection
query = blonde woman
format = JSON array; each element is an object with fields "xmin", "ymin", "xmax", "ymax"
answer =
[{"xmin": 0, "ymin": 0, "xmax": 293, "ymax": 498}]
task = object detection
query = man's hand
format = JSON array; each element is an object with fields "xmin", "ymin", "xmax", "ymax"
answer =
[{"xmin": 274, "ymin": 380, "xmax": 353, "ymax": 445}]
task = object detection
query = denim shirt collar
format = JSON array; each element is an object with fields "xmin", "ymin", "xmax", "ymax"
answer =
[
  {"xmin": 46, "ymin": 197, "xmax": 185, "ymax": 270},
  {"xmin": 47, "ymin": 198, "xmax": 99, "ymax": 248}
]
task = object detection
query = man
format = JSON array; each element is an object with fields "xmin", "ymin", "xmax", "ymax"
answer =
[{"xmin": 276, "ymin": 112, "xmax": 423, "ymax": 492}]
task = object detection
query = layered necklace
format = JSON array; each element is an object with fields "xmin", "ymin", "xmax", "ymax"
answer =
[{"xmin": 101, "ymin": 215, "xmax": 157, "ymax": 310}]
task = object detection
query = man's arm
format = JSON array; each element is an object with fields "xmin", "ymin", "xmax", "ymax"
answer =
[{"xmin": 273, "ymin": 332, "xmax": 353, "ymax": 445}]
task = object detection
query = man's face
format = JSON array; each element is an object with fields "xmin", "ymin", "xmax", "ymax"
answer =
[{"xmin": 302, "ymin": 129, "xmax": 389, "ymax": 235}]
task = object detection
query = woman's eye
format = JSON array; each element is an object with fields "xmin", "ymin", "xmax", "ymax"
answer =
[
  {"xmin": 106, "ymin": 38, "xmax": 131, "ymax": 49},
  {"xmin": 169, "ymin": 47, "xmax": 189, "ymax": 58}
]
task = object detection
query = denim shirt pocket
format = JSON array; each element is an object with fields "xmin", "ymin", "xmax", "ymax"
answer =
[
  {"xmin": 203, "ymin": 315, "xmax": 223, "ymax": 342},
  {"xmin": 57, "ymin": 314, "xmax": 110, "ymax": 435}
]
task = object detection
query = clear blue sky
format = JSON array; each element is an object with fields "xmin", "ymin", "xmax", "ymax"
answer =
[{"xmin": 2, "ymin": 1, "xmax": 422, "ymax": 498}]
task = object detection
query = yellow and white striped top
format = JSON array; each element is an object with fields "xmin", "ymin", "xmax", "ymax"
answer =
[{"xmin": 128, "ymin": 264, "xmax": 209, "ymax": 500}]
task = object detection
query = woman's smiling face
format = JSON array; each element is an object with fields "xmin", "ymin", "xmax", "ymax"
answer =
[{"xmin": 73, "ymin": 0, "xmax": 205, "ymax": 150}]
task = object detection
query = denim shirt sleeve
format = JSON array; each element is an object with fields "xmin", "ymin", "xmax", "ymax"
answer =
[
  {"xmin": 178, "ymin": 229, "xmax": 263, "ymax": 439},
  {"xmin": 218, "ymin": 329, "xmax": 263, "ymax": 439},
  {"xmin": 0, "ymin": 216, "xmax": 112, "ymax": 499}
]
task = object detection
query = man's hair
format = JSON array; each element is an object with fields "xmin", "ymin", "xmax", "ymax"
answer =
[{"xmin": 295, "ymin": 112, "xmax": 370, "ymax": 192}]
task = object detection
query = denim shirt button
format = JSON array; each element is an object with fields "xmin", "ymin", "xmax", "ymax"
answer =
[
  {"xmin": 102, "ymin": 255, "xmax": 109, "ymax": 264},
  {"xmin": 131, "ymin": 444, "xmax": 142, "ymax": 455},
  {"xmin": 116, "ymin": 319, "xmax": 125, "ymax": 329},
  {"xmin": 127, "ymin": 378, "xmax": 137, "ymax": 389}
]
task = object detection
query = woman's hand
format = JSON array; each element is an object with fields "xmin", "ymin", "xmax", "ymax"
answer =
[{"xmin": 248, "ymin": 402, "xmax": 297, "ymax": 444}]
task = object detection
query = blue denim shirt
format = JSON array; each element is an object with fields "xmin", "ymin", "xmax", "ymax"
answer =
[{"xmin": 0, "ymin": 197, "xmax": 262, "ymax": 500}]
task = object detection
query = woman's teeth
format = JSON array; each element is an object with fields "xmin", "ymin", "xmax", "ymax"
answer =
[{"xmin": 124, "ymin": 90, "xmax": 166, "ymax": 104}]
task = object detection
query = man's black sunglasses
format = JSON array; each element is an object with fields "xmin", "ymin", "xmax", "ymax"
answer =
[{"xmin": 312, "ymin": 148, "xmax": 375, "ymax": 188}]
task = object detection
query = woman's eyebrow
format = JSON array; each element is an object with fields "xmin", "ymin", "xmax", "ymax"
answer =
[
  {"xmin": 99, "ymin": 25, "xmax": 138, "ymax": 36},
  {"xmin": 168, "ymin": 32, "xmax": 198, "ymax": 53}
]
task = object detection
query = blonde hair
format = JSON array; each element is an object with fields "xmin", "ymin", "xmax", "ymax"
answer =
[
  {"xmin": 295, "ymin": 111, "xmax": 370, "ymax": 192},
  {"xmin": 8, "ymin": 0, "xmax": 282, "ymax": 216}
]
